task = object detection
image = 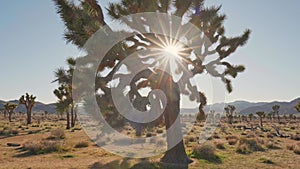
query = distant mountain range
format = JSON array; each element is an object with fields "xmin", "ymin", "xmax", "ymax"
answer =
[
  {"xmin": 0, "ymin": 97, "xmax": 299, "ymax": 115},
  {"xmin": 203, "ymin": 97, "xmax": 300, "ymax": 115},
  {"xmin": 0, "ymin": 100, "xmax": 56, "ymax": 114}
]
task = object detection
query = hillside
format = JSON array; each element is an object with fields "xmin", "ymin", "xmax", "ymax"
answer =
[{"xmin": 0, "ymin": 100, "xmax": 56, "ymax": 114}]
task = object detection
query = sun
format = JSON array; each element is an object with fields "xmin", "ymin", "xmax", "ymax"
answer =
[
  {"xmin": 163, "ymin": 45, "xmax": 181, "ymax": 56},
  {"xmin": 161, "ymin": 43, "xmax": 185, "ymax": 58}
]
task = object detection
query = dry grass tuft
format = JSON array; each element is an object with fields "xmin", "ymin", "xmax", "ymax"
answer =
[
  {"xmin": 23, "ymin": 140, "xmax": 66, "ymax": 155},
  {"xmin": 47, "ymin": 128, "xmax": 65, "ymax": 140},
  {"xmin": 74, "ymin": 141, "xmax": 89, "ymax": 148}
]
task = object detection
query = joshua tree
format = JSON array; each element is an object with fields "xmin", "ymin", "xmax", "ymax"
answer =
[
  {"xmin": 272, "ymin": 104, "xmax": 280, "ymax": 123},
  {"xmin": 241, "ymin": 115, "xmax": 247, "ymax": 122},
  {"xmin": 295, "ymin": 101, "xmax": 300, "ymax": 113},
  {"xmin": 19, "ymin": 93, "xmax": 36, "ymax": 125},
  {"xmin": 248, "ymin": 113, "xmax": 254, "ymax": 121},
  {"xmin": 197, "ymin": 92, "xmax": 207, "ymax": 122},
  {"xmin": 256, "ymin": 111, "xmax": 265, "ymax": 127},
  {"xmin": 266, "ymin": 112, "xmax": 272, "ymax": 121},
  {"xmin": 224, "ymin": 105, "xmax": 236, "ymax": 124},
  {"xmin": 4, "ymin": 103, "xmax": 17, "ymax": 122},
  {"xmin": 53, "ymin": 0, "xmax": 250, "ymax": 166},
  {"xmin": 53, "ymin": 58, "xmax": 76, "ymax": 128}
]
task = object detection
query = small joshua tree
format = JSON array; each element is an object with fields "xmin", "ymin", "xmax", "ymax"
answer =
[
  {"xmin": 4, "ymin": 102, "xmax": 17, "ymax": 122},
  {"xmin": 272, "ymin": 104, "xmax": 280, "ymax": 123},
  {"xmin": 248, "ymin": 113, "xmax": 254, "ymax": 121},
  {"xmin": 224, "ymin": 105, "xmax": 236, "ymax": 124},
  {"xmin": 256, "ymin": 111, "xmax": 265, "ymax": 127},
  {"xmin": 19, "ymin": 93, "xmax": 36, "ymax": 124}
]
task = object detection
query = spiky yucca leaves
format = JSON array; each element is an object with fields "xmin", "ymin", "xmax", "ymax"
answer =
[
  {"xmin": 53, "ymin": 57, "xmax": 76, "ymax": 129},
  {"xmin": 19, "ymin": 93, "xmax": 36, "ymax": 124},
  {"xmin": 4, "ymin": 102, "xmax": 17, "ymax": 122},
  {"xmin": 53, "ymin": 0, "xmax": 106, "ymax": 47}
]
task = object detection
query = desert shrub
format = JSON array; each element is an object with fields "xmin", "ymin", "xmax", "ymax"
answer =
[
  {"xmin": 246, "ymin": 132, "xmax": 256, "ymax": 138},
  {"xmin": 185, "ymin": 136, "xmax": 196, "ymax": 144},
  {"xmin": 294, "ymin": 145, "xmax": 300, "ymax": 155},
  {"xmin": 267, "ymin": 133, "xmax": 274, "ymax": 138},
  {"xmin": 256, "ymin": 137, "xmax": 265, "ymax": 145},
  {"xmin": 146, "ymin": 133, "xmax": 152, "ymax": 137},
  {"xmin": 260, "ymin": 158, "xmax": 275, "ymax": 164},
  {"xmin": 23, "ymin": 140, "xmax": 66, "ymax": 155},
  {"xmin": 212, "ymin": 133, "xmax": 220, "ymax": 139},
  {"xmin": 266, "ymin": 141, "xmax": 281, "ymax": 149},
  {"xmin": 236, "ymin": 137, "xmax": 264, "ymax": 154},
  {"xmin": 31, "ymin": 124, "xmax": 39, "ymax": 128},
  {"xmin": 287, "ymin": 144, "xmax": 295, "ymax": 151},
  {"xmin": 10, "ymin": 129, "xmax": 19, "ymax": 135},
  {"xmin": 48, "ymin": 129, "xmax": 65, "ymax": 140},
  {"xmin": 191, "ymin": 144, "xmax": 221, "ymax": 163},
  {"xmin": 214, "ymin": 141, "xmax": 225, "ymax": 149},
  {"xmin": 226, "ymin": 135, "xmax": 239, "ymax": 145},
  {"xmin": 156, "ymin": 129, "xmax": 164, "ymax": 134},
  {"xmin": 237, "ymin": 144, "xmax": 250, "ymax": 154},
  {"xmin": 74, "ymin": 141, "xmax": 89, "ymax": 148},
  {"xmin": 291, "ymin": 134, "xmax": 300, "ymax": 141}
]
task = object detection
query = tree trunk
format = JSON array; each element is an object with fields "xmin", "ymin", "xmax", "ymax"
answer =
[
  {"xmin": 160, "ymin": 75, "xmax": 189, "ymax": 168},
  {"xmin": 71, "ymin": 104, "xmax": 75, "ymax": 127},
  {"xmin": 27, "ymin": 109, "xmax": 32, "ymax": 125},
  {"xmin": 277, "ymin": 112, "xmax": 280, "ymax": 123},
  {"xmin": 66, "ymin": 111, "xmax": 70, "ymax": 129},
  {"xmin": 8, "ymin": 111, "xmax": 12, "ymax": 122},
  {"xmin": 260, "ymin": 117, "xmax": 263, "ymax": 127}
]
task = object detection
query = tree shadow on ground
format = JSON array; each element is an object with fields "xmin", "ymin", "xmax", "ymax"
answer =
[
  {"xmin": 89, "ymin": 159, "xmax": 188, "ymax": 169},
  {"xmin": 12, "ymin": 147, "xmax": 34, "ymax": 158}
]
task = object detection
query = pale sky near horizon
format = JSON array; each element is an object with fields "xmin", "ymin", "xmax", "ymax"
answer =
[{"xmin": 0, "ymin": 0, "xmax": 299, "ymax": 104}]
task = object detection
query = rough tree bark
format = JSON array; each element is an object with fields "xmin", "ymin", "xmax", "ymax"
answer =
[{"xmin": 159, "ymin": 74, "xmax": 190, "ymax": 168}]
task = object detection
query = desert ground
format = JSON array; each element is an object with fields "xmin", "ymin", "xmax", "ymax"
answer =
[{"xmin": 1, "ymin": 114, "xmax": 300, "ymax": 169}]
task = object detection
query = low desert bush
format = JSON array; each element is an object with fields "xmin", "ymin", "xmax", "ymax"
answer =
[
  {"xmin": 291, "ymin": 134, "xmax": 300, "ymax": 141},
  {"xmin": 226, "ymin": 135, "xmax": 239, "ymax": 145},
  {"xmin": 293, "ymin": 145, "xmax": 300, "ymax": 155},
  {"xmin": 156, "ymin": 129, "xmax": 164, "ymax": 134},
  {"xmin": 47, "ymin": 129, "xmax": 65, "ymax": 140},
  {"xmin": 236, "ymin": 137, "xmax": 264, "ymax": 154},
  {"xmin": 191, "ymin": 143, "xmax": 221, "ymax": 163},
  {"xmin": 260, "ymin": 158, "xmax": 275, "ymax": 164},
  {"xmin": 185, "ymin": 136, "xmax": 196, "ymax": 144},
  {"xmin": 23, "ymin": 140, "xmax": 66, "ymax": 155},
  {"xmin": 74, "ymin": 141, "xmax": 89, "ymax": 148},
  {"xmin": 266, "ymin": 140, "xmax": 281, "ymax": 149},
  {"xmin": 214, "ymin": 141, "xmax": 225, "ymax": 149}
]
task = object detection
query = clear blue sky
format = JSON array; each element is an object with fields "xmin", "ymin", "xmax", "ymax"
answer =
[{"xmin": 0, "ymin": 0, "xmax": 299, "ymax": 104}]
